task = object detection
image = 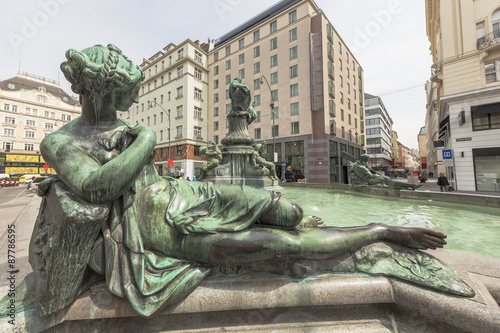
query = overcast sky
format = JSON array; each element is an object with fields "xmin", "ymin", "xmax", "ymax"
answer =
[{"xmin": 0, "ymin": 0, "xmax": 432, "ymax": 149}]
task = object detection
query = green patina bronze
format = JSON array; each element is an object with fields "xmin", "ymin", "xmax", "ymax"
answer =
[
  {"xmin": 198, "ymin": 77, "xmax": 279, "ymax": 188},
  {"xmin": 343, "ymin": 152, "xmax": 421, "ymax": 190},
  {"xmin": 2, "ymin": 44, "xmax": 474, "ymax": 319}
]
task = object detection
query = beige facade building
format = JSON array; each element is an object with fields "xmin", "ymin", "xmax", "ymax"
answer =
[
  {"xmin": 118, "ymin": 40, "xmax": 209, "ymax": 178},
  {"xmin": 207, "ymin": 0, "xmax": 364, "ymax": 183},
  {"xmin": 426, "ymin": 0, "xmax": 500, "ymax": 191},
  {"xmin": 0, "ymin": 72, "xmax": 80, "ymax": 175}
]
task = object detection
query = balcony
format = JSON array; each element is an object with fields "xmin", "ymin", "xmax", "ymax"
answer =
[{"xmin": 477, "ymin": 31, "xmax": 500, "ymax": 51}]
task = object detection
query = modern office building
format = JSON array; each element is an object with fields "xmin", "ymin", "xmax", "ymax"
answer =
[
  {"xmin": 118, "ymin": 40, "xmax": 209, "ymax": 178},
  {"xmin": 207, "ymin": 0, "xmax": 364, "ymax": 183},
  {"xmin": 425, "ymin": 0, "xmax": 500, "ymax": 192},
  {"xmin": 0, "ymin": 72, "xmax": 80, "ymax": 175},
  {"xmin": 364, "ymin": 93, "xmax": 394, "ymax": 171}
]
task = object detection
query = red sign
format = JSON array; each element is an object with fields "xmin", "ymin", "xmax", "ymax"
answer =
[
  {"xmin": 43, "ymin": 164, "xmax": 49, "ymax": 169},
  {"xmin": 168, "ymin": 159, "xmax": 173, "ymax": 166}
]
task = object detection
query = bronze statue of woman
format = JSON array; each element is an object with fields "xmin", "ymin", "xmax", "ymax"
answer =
[{"xmin": 29, "ymin": 44, "xmax": 467, "ymax": 318}]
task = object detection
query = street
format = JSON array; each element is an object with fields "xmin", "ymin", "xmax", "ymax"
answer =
[{"xmin": 0, "ymin": 184, "xmax": 32, "ymax": 205}]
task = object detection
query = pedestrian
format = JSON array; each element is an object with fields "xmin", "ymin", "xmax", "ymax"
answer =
[
  {"xmin": 186, "ymin": 176, "xmax": 191, "ymax": 181},
  {"xmin": 437, "ymin": 173, "xmax": 450, "ymax": 192},
  {"xmin": 429, "ymin": 172, "xmax": 434, "ymax": 178},
  {"xmin": 193, "ymin": 176, "xmax": 197, "ymax": 181},
  {"xmin": 285, "ymin": 166, "xmax": 294, "ymax": 182}
]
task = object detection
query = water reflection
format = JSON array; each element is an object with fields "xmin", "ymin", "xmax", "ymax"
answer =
[{"xmin": 284, "ymin": 187, "xmax": 500, "ymax": 258}]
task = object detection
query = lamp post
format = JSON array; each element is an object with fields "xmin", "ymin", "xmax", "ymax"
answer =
[
  {"xmin": 260, "ymin": 75, "xmax": 278, "ymax": 166},
  {"xmin": 149, "ymin": 100, "xmax": 171, "ymax": 175}
]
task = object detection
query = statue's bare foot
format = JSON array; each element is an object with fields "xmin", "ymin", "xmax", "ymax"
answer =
[
  {"xmin": 371, "ymin": 223, "xmax": 447, "ymax": 250},
  {"xmin": 297, "ymin": 216, "xmax": 324, "ymax": 229}
]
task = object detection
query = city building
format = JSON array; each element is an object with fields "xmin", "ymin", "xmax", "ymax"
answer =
[
  {"xmin": 364, "ymin": 93, "xmax": 394, "ymax": 171},
  {"xmin": 118, "ymin": 40, "xmax": 209, "ymax": 178},
  {"xmin": 417, "ymin": 126, "xmax": 429, "ymax": 174},
  {"xmin": 207, "ymin": 0, "xmax": 364, "ymax": 183},
  {"xmin": 0, "ymin": 72, "xmax": 80, "ymax": 175},
  {"xmin": 397, "ymin": 141, "xmax": 419, "ymax": 172},
  {"xmin": 425, "ymin": 1, "xmax": 500, "ymax": 192}
]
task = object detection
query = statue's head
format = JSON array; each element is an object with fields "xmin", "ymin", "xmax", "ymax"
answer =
[
  {"xmin": 200, "ymin": 146, "xmax": 207, "ymax": 154},
  {"xmin": 360, "ymin": 154, "xmax": 369, "ymax": 162},
  {"xmin": 234, "ymin": 77, "xmax": 242, "ymax": 83},
  {"xmin": 60, "ymin": 44, "xmax": 145, "ymax": 120}
]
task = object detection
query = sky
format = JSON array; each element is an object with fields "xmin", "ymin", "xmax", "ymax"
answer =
[{"xmin": 0, "ymin": 0, "xmax": 432, "ymax": 149}]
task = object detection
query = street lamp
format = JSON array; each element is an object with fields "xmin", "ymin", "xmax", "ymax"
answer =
[
  {"xmin": 149, "ymin": 100, "xmax": 171, "ymax": 175},
  {"xmin": 260, "ymin": 75, "xmax": 278, "ymax": 165}
]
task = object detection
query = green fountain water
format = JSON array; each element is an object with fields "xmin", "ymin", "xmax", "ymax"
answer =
[{"xmin": 284, "ymin": 187, "xmax": 500, "ymax": 258}]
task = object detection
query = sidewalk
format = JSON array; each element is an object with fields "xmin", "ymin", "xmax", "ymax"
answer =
[{"xmin": 413, "ymin": 178, "xmax": 500, "ymax": 197}]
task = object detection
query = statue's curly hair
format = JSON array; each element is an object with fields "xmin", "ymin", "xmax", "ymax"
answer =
[{"xmin": 60, "ymin": 44, "xmax": 145, "ymax": 120}]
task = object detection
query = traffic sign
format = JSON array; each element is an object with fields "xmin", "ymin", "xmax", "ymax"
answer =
[
  {"xmin": 43, "ymin": 164, "xmax": 49, "ymax": 169},
  {"xmin": 442, "ymin": 149, "xmax": 452, "ymax": 160}
]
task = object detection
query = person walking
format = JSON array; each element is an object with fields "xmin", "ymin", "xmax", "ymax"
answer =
[
  {"xmin": 285, "ymin": 166, "xmax": 294, "ymax": 182},
  {"xmin": 437, "ymin": 173, "xmax": 450, "ymax": 192}
]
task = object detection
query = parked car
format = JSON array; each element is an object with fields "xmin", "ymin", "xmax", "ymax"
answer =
[
  {"xmin": 28, "ymin": 176, "xmax": 48, "ymax": 192},
  {"xmin": 19, "ymin": 174, "xmax": 41, "ymax": 183}
]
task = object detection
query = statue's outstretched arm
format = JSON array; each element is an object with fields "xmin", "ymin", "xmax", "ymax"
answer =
[{"xmin": 41, "ymin": 124, "xmax": 156, "ymax": 204}]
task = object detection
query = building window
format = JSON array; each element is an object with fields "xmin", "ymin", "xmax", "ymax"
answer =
[
  {"xmin": 195, "ymin": 51, "xmax": 203, "ymax": 62},
  {"xmin": 341, "ymin": 109, "xmax": 344, "ymax": 121},
  {"xmin": 2, "ymin": 142, "xmax": 14, "ymax": 150},
  {"xmin": 214, "ymin": 121, "xmax": 219, "ymax": 131},
  {"xmin": 291, "ymin": 121, "xmax": 299, "ymax": 134},
  {"xmin": 290, "ymin": 83, "xmax": 299, "ymax": 97},
  {"xmin": 270, "ymin": 20, "xmax": 277, "ymax": 33},
  {"xmin": 177, "ymin": 66, "xmax": 183, "ymax": 77},
  {"xmin": 214, "ymin": 66, "xmax": 219, "ymax": 75},
  {"xmin": 339, "ymin": 59, "xmax": 343, "ymax": 71},
  {"xmin": 329, "ymin": 100, "xmax": 336, "ymax": 116},
  {"xmin": 226, "ymin": 89, "xmax": 230, "ymax": 100},
  {"xmin": 328, "ymin": 81, "xmax": 335, "ymax": 97},
  {"xmin": 340, "ymin": 92, "xmax": 344, "ymax": 104},
  {"xmin": 254, "ymin": 95, "xmax": 261, "ymax": 107},
  {"xmin": 271, "ymin": 89, "xmax": 278, "ymax": 101},
  {"xmin": 195, "ymin": 67, "xmax": 202, "ymax": 80},
  {"xmin": 147, "ymin": 117, "xmax": 150, "ymax": 126},
  {"xmin": 194, "ymin": 107, "xmax": 202, "ymax": 118},
  {"xmin": 341, "ymin": 126, "xmax": 345, "ymax": 138},
  {"xmin": 340, "ymin": 76, "xmax": 343, "ymax": 87},
  {"xmin": 3, "ymin": 128, "xmax": 14, "ymax": 137},
  {"xmin": 4, "ymin": 103, "xmax": 10, "ymax": 111},
  {"xmin": 289, "ymin": 46, "xmax": 298, "ymax": 60},
  {"xmin": 289, "ymin": 9, "xmax": 297, "ymax": 23},
  {"xmin": 270, "ymin": 72, "xmax": 278, "ymax": 85},
  {"xmin": 225, "ymin": 60, "xmax": 231, "ymax": 70},
  {"xmin": 177, "ymin": 86, "xmax": 183, "ymax": 98},
  {"xmin": 45, "ymin": 123, "xmax": 54, "ymax": 130},
  {"xmin": 214, "ymin": 52, "xmax": 219, "ymax": 61},
  {"xmin": 25, "ymin": 143, "xmax": 34, "ymax": 151},
  {"xmin": 348, "ymin": 114, "xmax": 351, "ymax": 125},
  {"xmin": 226, "ymin": 103, "xmax": 232, "ymax": 114},
  {"xmin": 254, "ymin": 128, "xmax": 261, "ymax": 139},
  {"xmin": 238, "ymin": 38, "xmax": 245, "ymax": 49},
  {"xmin": 161, "ymin": 112, "xmax": 164, "ymax": 122},
  {"xmin": 253, "ymin": 46, "xmax": 260, "ymax": 58},
  {"xmin": 225, "ymin": 45, "xmax": 231, "ymax": 56},
  {"xmin": 239, "ymin": 53, "xmax": 245, "ymax": 64},
  {"xmin": 26, "ymin": 119, "xmax": 36, "ymax": 127},
  {"xmin": 214, "ymin": 93, "xmax": 219, "ymax": 103},
  {"xmin": 289, "ymin": 28, "xmax": 297, "ymax": 42},
  {"xmin": 226, "ymin": 74, "xmax": 231, "ymax": 85},
  {"xmin": 176, "ymin": 145, "xmax": 183, "ymax": 156},
  {"xmin": 330, "ymin": 119, "xmax": 336, "ymax": 134},
  {"xmin": 239, "ymin": 68, "xmax": 245, "ymax": 79},
  {"xmin": 176, "ymin": 105, "xmax": 183, "ymax": 118},
  {"xmin": 254, "ymin": 62, "xmax": 260, "ymax": 74},
  {"xmin": 472, "ymin": 102, "xmax": 500, "ymax": 130},
  {"xmin": 291, "ymin": 102, "xmax": 299, "ymax": 116},
  {"xmin": 5, "ymin": 116, "xmax": 15, "ymax": 124},
  {"xmin": 254, "ymin": 79, "xmax": 261, "ymax": 90},
  {"xmin": 272, "ymin": 125, "xmax": 279, "ymax": 137},
  {"xmin": 270, "ymin": 37, "xmax": 278, "ymax": 51},
  {"xmin": 194, "ymin": 126, "xmax": 202, "ymax": 138},
  {"xmin": 253, "ymin": 30, "xmax": 260, "ymax": 42},
  {"xmin": 290, "ymin": 65, "xmax": 298, "ymax": 79},
  {"xmin": 214, "ymin": 107, "xmax": 219, "ymax": 117},
  {"xmin": 178, "ymin": 48, "xmax": 184, "ymax": 59},
  {"xmin": 256, "ymin": 111, "xmax": 261, "ymax": 122},
  {"xmin": 346, "ymin": 68, "xmax": 350, "ymax": 79},
  {"xmin": 161, "ymin": 94, "xmax": 164, "ymax": 103},
  {"xmin": 338, "ymin": 42, "xmax": 342, "ymax": 54},
  {"xmin": 348, "ymin": 99, "xmax": 351, "ymax": 110},
  {"xmin": 270, "ymin": 55, "xmax": 278, "ymax": 68},
  {"xmin": 213, "ymin": 135, "xmax": 219, "ymax": 144},
  {"xmin": 194, "ymin": 88, "xmax": 202, "ymax": 100},
  {"xmin": 271, "ymin": 107, "xmax": 279, "ymax": 120},
  {"xmin": 176, "ymin": 126, "xmax": 183, "ymax": 138},
  {"xmin": 485, "ymin": 61, "xmax": 499, "ymax": 83},
  {"xmin": 25, "ymin": 130, "xmax": 35, "ymax": 139},
  {"xmin": 214, "ymin": 79, "xmax": 219, "ymax": 89}
]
